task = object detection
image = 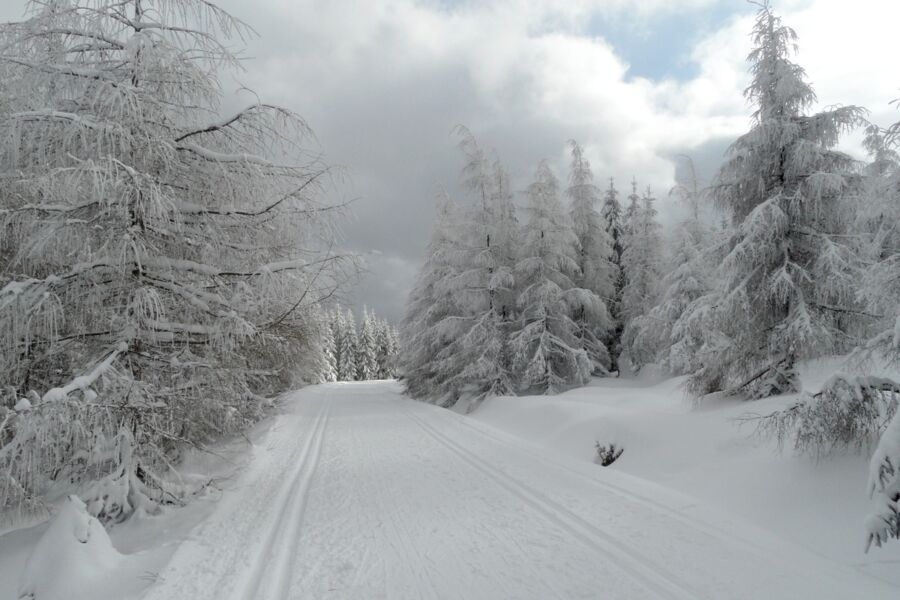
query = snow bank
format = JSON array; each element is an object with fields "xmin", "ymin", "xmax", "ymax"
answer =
[{"xmin": 18, "ymin": 496, "xmax": 122, "ymax": 600}]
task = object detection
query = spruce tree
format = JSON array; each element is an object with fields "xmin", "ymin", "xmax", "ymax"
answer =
[
  {"xmin": 338, "ymin": 309, "xmax": 359, "ymax": 381},
  {"xmin": 601, "ymin": 178, "xmax": 625, "ymax": 373},
  {"xmin": 357, "ymin": 308, "xmax": 379, "ymax": 380}
]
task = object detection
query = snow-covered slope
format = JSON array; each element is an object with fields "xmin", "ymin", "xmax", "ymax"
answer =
[
  {"xmin": 3, "ymin": 379, "xmax": 897, "ymax": 599},
  {"xmin": 471, "ymin": 360, "xmax": 900, "ymax": 588}
]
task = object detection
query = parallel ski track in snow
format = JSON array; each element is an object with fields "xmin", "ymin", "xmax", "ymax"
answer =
[
  {"xmin": 444, "ymin": 405, "xmax": 773, "ymax": 557},
  {"xmin": 403, "ymin": 406, "xmax": 704, "ymax": 600},
  {"xmin": 239, "ymin": 399, "xmax": 330, "ymax": 600}
]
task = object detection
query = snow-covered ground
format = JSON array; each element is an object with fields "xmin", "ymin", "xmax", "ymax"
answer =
[
  {"xmin": 471, "ymin": 359, "xmax": 900, "ymax": 589},
  {"xmin": 2, "ymin": 378, "xmax": 898, "ymax": 599}
]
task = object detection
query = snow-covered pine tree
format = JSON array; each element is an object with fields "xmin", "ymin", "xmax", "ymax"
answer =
[
  {"xmin": 626, "ymin": 158, "xmax": 715, "ymax": 373},
  {"xmin": 856, "ymin": 121, "xmax": 900, "ymax": 369},
  {"xmin": 338, "ymin": 308, "xmax": 359, "ymax": 381},
  {"xmin": 319, "ymin": 309, "xmax": 338, "ymax": 383},
  {"xmin": 373, "ymin": 319, "xmax": 390, "ymax": 379},
  {"xmin": 437, "ymin": 128, "xmax": 517, "ymax": 405},
  {"xmin": 601, "ymin": 178, "xmax": 625, "ymax": 373},
  {"xmin": 399, "ymin": 191, "xmax": 466, "ymax": 401},
  {"xmin": 623, "ymin": 178, "xmax": 641, "ymax": 237},
  {"xmin": 357, "ymin": 307, "xmax": 379, "ymax": 380},
  {"xmin": 511, "ymin": 161, "xmax": 592, "ymax": 393},
  {"xmin": 330, "ymin": 308, "xmax": 346, "ymax": 380},
  {"xmin": 566, "ymin": 140, "xmax": 613, "ymax": 374},
  {"xmin": 0, "ymin": 0, "xmax": 349, "ymax": 521},
  {"xmin": 620, "ymin": 186, "xmax": 662, "ymax": 324},
  {"xmin": 686, "ymin": 1, "xmax": 865, "ymax": 398}
]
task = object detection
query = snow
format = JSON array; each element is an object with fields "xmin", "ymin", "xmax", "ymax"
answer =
[
  {"xmin": 18, "ymin": 496, "xmax": 126, "ymax": 600},
  {"xmin": 2, "ymin": 378, "xmax": 897, "ymax": 598},
  {"xmin": 469, "ymin": 360, "xmax": 900, "ymax": 587}
]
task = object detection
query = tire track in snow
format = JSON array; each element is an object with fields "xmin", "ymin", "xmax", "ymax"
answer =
[
  {"xmin": 238, "ymin": 398, "xmax": 330, "ymax": 600},
  {"xmin": 404, "ymin": 406, "xmax": 704, "ymax": 600}
]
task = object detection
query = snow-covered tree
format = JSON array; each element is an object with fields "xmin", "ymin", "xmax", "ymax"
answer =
[
  {"xmin": 623, "ymin": 178, "xmax": 641, "ymax": 236},
  {"xmin": 511, "ymin": 161, "xmax": 592, "ymax": 393},
  {"xmin": 356, "ymin": 307, "xmax": 378, "ymax": 380},
  {"xmin": 0, "ymin": 0, "xmax": 350, "ymax": 521},
  {"xmin": 620, "ymin": 186, "xmax": 662, "ymax": 324},
  {"xmin": 625, "ymin": 158, "xmax": 716, "ymax": 373},
  {"xmin": 338, "ymin": 308, "xmax": 359, "ymax": 381},
  {"xmin": 600, "ymin": 178, "xmax": 625, "ymax": 372},
  {"xmin": 399, "ymin": 191, "xmax": 466, "ymax": 401},
  {"xmin": 685, "ymin": 1, "xmax": 865, "ymax": 398},
  {"xmin": 855, "ymin": 121, "xmax": 900, "ymax": 370},
  {"xmin": 566, "ymin": 141, "xmax": 613, "ymax": 374},
  {"xmin": 319, "ymin": 309, "xmax": 338, "ymax": 383},
  {"xmin": 374, "ymin": 318, "xmax": 397, "ymax": 379},
  {"xmin": 437, "ymin": 128, "xmax": 518, "ymax": 405}
]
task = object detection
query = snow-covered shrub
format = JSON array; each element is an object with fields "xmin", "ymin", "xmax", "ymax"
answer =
[
  {"xmin": 595, "ymin": 442, "xmax": 624, "ymax": 467},
  {"xmin": 747, "ymin": 376, "xmax": 900, "ymax": 456}
]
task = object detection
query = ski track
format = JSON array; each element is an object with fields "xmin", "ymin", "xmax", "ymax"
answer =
[
  {"xmin": 239, "ymin": 399, "xmax": 330, "ymax": 600},
  {"xmin": 403, "ymin": 407, "xmax": 699, "ymax": 600},
  {"xmin": 141, "ymin": 381, "xmax": 899, "ymax": 600},
  {"xmin": 445, "ymin": 404, "xmax": 772, "ymax": 556}
]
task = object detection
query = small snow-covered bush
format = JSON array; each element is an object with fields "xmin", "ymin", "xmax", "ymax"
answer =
[
  {"xmin": 595, "ymin": 442, "xmax": 624, "ymax": 466},
  {"xmin": 746, "ymin": 375, "xmax": 900, "ymax": 456}
]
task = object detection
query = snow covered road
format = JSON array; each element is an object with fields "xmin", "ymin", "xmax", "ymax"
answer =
[{"xmin": 141, "ymin": 381, "xmax": 896, "ymax": 599}]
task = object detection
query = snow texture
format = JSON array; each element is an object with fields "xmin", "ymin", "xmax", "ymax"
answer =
[{"xmin": 131, "ymin": 381, "xmax": 896, "ymax": 599}]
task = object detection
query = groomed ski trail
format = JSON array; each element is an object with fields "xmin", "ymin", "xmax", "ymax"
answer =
[{"xmin": 141, "ymin": 381, "xmax": 897, "ymax": 600}]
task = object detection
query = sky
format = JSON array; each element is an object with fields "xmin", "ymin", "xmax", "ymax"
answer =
[{"xmin": 2, "ymin": 0, "xmax": 898, "ymax": 323}]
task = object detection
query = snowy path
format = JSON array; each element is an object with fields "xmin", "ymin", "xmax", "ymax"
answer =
[{"xmin": 141, "ymin": 381, "xmax": 896, "ymax": 600}]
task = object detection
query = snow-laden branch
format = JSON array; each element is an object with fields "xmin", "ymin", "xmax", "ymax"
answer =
[{"xmin": 41, "ymin": 343, "xmax": 126, "ymax": 404}]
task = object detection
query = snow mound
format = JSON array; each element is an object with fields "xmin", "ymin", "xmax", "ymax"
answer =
[{"xmin": 18, "ymin": 496, "xmax": 122, "ymax": 600}]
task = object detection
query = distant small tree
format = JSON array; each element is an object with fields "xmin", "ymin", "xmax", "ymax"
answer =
[{"xmin": 338, "ymin": 309, "xmax": 359, "ymax": 381}]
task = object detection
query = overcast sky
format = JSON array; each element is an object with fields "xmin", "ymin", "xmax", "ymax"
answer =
[{"xmin": 3, "ymin": 0, "xmax": 898, "ymax": 323}]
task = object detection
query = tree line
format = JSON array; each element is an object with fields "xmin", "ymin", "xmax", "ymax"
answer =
[
  {"xmin": 321, "ymin": 307, "xmax": 400, "ymax": 382},
  {"xmin": 400, "ymin": 129, "xmax": 665, "ymax": 404}
]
